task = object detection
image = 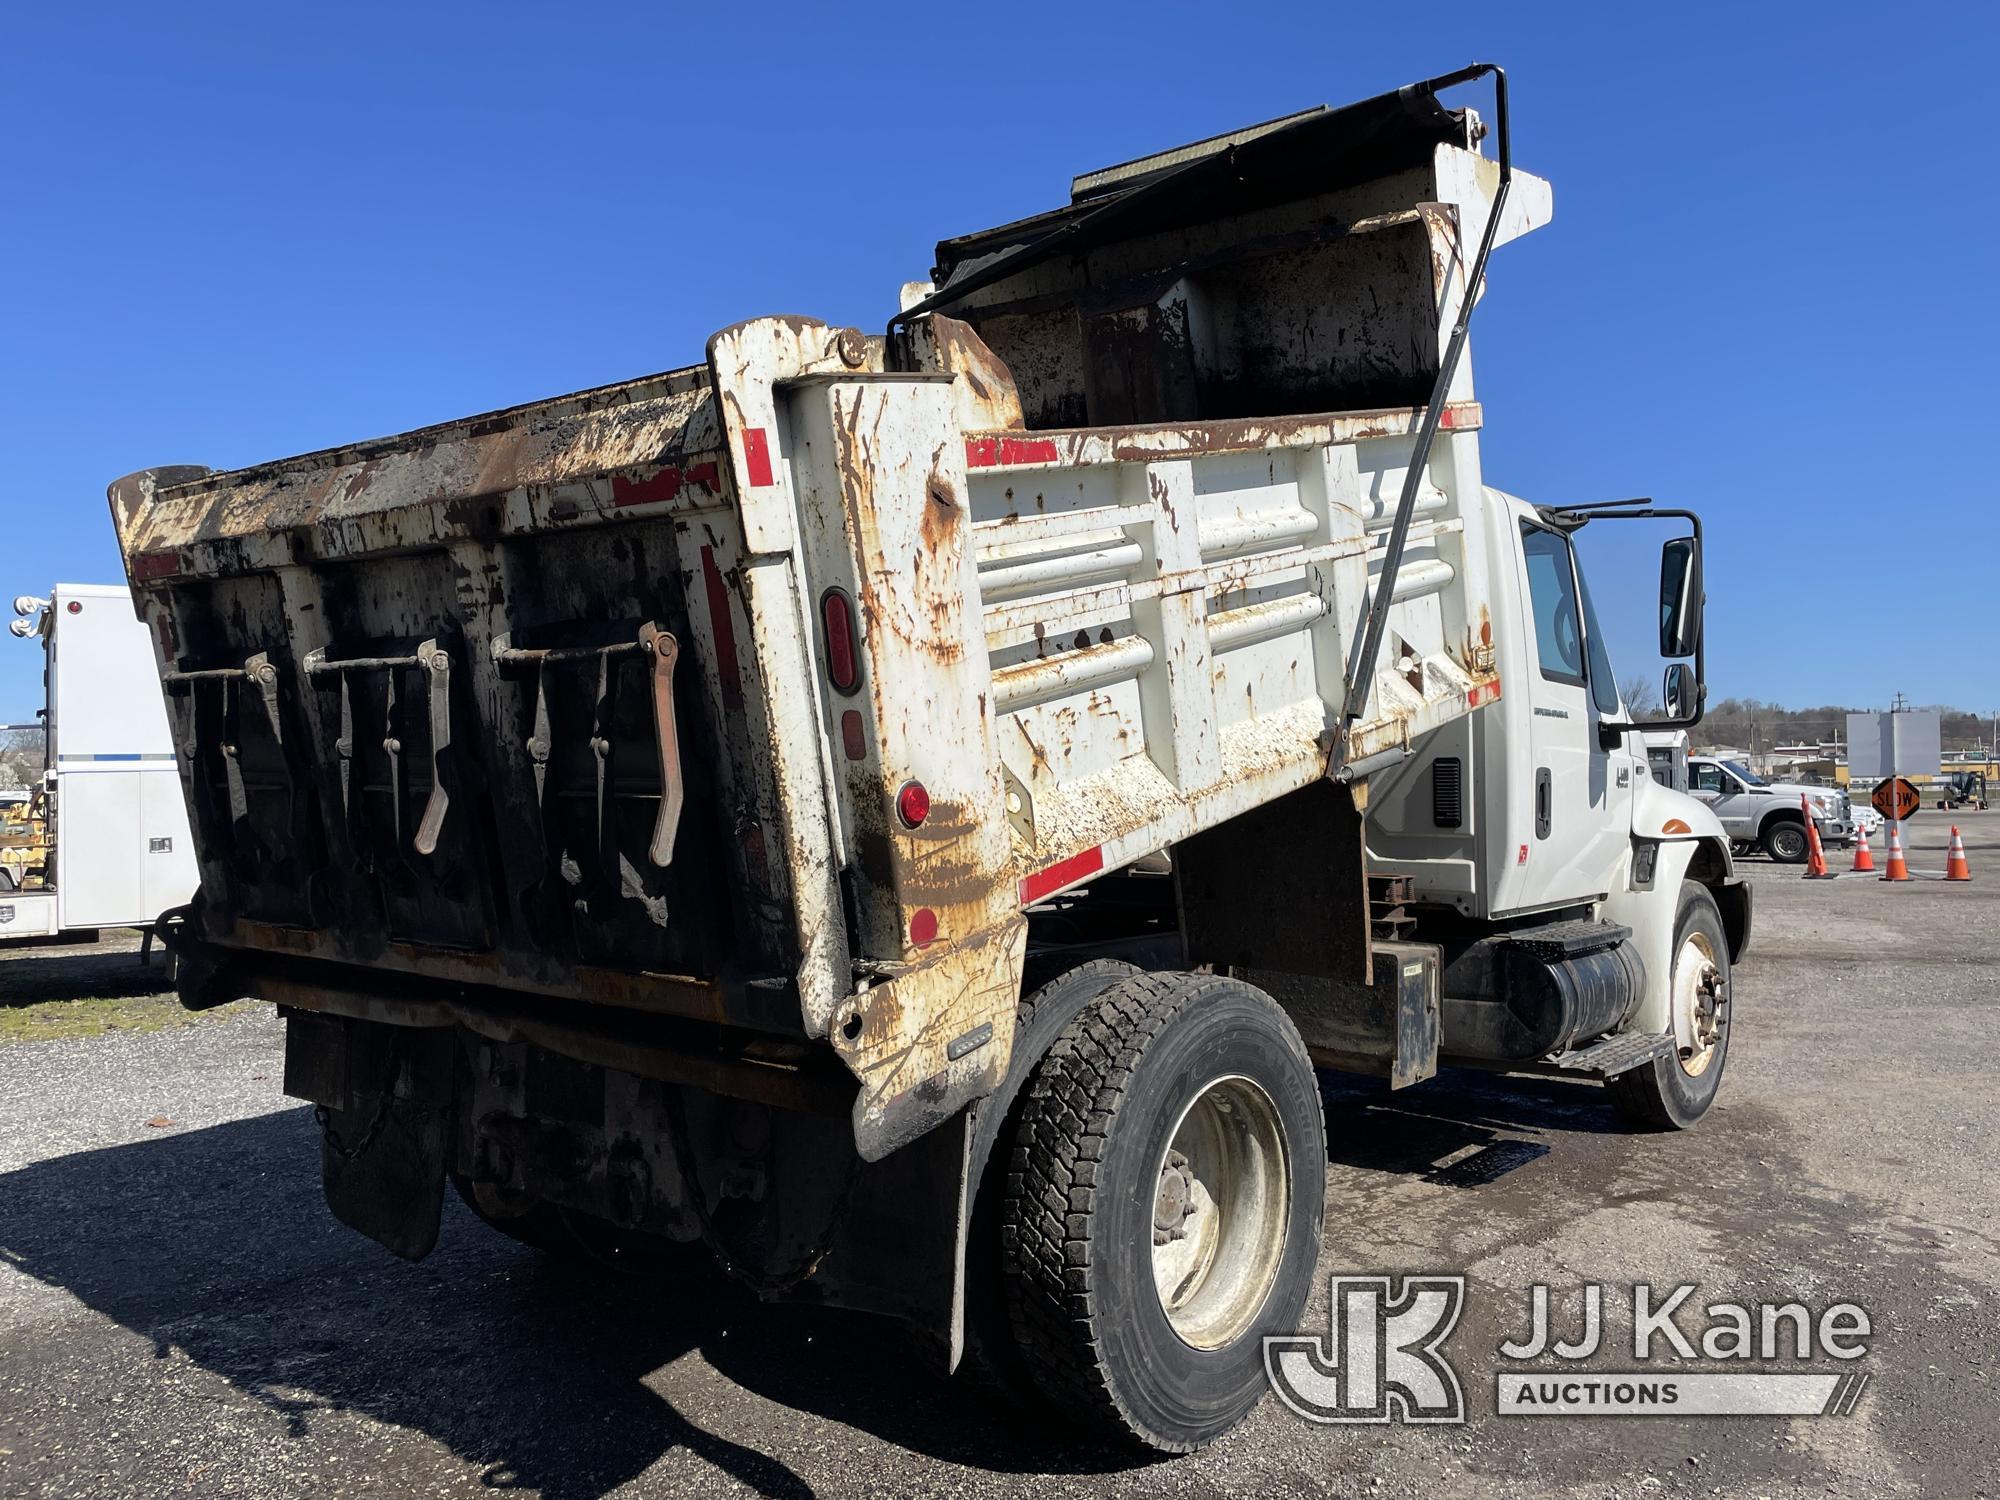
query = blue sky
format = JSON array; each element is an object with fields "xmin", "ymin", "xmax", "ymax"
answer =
[{"xmin": 3, "ymin": 2, "xmax": 1992, "ymax": 723}]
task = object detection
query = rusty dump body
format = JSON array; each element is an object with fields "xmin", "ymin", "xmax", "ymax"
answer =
[{"xmin": 110, "ymin": 79, "xmax": 1541, "ymax": 1346}]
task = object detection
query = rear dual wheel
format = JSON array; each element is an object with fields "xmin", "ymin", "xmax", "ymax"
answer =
[{"xmin": 998, "ymin": 971, "xmax": 1326, "ymax": 1452}]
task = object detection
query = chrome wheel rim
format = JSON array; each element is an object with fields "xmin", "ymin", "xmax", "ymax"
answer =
[
  {"xmin": 1675, "ymin": 931, "xmax": 1726, "ymax": 1077},
  {"xmin": 1150, "ymin": 1075, "xmax": 1290, "ymax": 1350}
]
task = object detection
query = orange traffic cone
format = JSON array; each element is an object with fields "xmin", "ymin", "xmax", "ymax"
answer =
[
  {"xmin": 1881, "ymin": 820, "xmax": 1912, "ymax": 882},
  {"xmin": 1802, "ymin": 795, "xmax": 1835, "ymax": 878},
  {"xmin": 1945, "ymin": 825, "xmax": 1972, "ymax": 881},
  {"xmin": 1851, "ymin": 822, "xmax": 1876, "ymax": 873}
]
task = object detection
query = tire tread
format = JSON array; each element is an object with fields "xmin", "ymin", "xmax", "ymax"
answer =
[{"xmin": 999, "ymin": 970, "xmax": 1316, "ymax": 1451}]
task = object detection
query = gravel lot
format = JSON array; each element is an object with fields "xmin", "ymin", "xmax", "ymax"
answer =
[{"xmin": 2, "ymin": 821, "xmax": 1996, "ymax": 1498}]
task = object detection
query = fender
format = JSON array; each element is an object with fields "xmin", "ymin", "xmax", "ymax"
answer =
[{"xmin": 1602, "ymin": 777, "xmax": 1744, "ymax": 1043}]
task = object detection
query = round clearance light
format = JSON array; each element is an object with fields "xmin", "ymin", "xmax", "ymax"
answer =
[
  {"xmin": 910, "ymin": 908, "xmax": 939, "ymax": 947},
  {"xmin": 897, "ymin": 780, "xmax": 930, "ymax": 829},
  {"xmin": 66, "ymin": 601, "xmax": 82, "ymax": 614}
]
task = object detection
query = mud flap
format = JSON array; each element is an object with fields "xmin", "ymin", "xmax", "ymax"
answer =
[
  {"xmin": 299, "ymin": 1018, "xmax": 454, "ymax": 1262},
  {"xmin": 774, "ymin": 1109, "xmax": 972, "ymax": 1371},
  {"xmin": 322, "ymin": 1095, "xmax": 448, "ymax": 1261}
]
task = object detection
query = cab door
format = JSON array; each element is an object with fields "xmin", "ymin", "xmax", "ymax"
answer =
[
  {"xmin": 1689, "ymin": 761, "xmax": 1751, "ymax": 838},
  {"xmin": 1510, "ymin": 522, "xmax": 1640, "ymax": 911}
]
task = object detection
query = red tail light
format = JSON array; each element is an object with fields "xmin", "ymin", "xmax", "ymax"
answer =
[
  {"xmin": 820, "ymin": 588, "xmax": 860, "ymax": 694},
  {"xmin": 897, "ymin": 780, "xmax": 930, "ymax": 828}
]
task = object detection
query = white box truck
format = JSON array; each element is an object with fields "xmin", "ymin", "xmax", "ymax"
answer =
[
  {"xmin": 110, "ymin": 68, "xmax": 1747, "ymax": 1452},
  {"xmin": 1, "ymin": 585, "xmax": 198, "ymax": 940}
]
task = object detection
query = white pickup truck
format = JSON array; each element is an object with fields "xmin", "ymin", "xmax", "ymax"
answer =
[
  {"xmin": 1688, "ymin": 755, "xmax": 1853, "ymax": 860},
  {"xmin": 112, "ymin": 67, "xmax": 1747, "ymax": 1453}
]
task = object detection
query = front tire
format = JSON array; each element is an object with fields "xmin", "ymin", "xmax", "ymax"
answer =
[
  {"xmin": 999, "ymin": 972, "xmax": 1326, "ymax": 1452},
  {"xmin": 1761, "ymin": 819, "xmax": 1808, "ymax": 863},
  {"xmin": 1608, "ymin": 882, "xmax": 1732, "ymax": 1130}
]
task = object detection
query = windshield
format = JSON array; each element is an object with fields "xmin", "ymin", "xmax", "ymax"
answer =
[{"xmin": 1722, "ymin": 759, "xmax": 1767, "ymax": 787}]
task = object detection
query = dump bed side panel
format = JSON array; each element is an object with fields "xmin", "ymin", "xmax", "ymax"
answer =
[{"xmin": 961, "ymin": 407, "xmax": 1498, "ymax": 903}]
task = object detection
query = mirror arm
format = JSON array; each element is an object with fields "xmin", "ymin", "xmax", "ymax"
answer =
[{"xmin": 1556, "ymin": 501, "xmax": 1709, "ymax": 730}]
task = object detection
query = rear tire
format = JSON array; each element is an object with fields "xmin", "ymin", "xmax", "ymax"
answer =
[
  {"xmin": 963, "ymin": 958, "xmax": 1139, "ymax": 1400},
  {"xmin": 1761, "ymin": 818, "xmax": 1808, "ymax": 863},
  {"xmin": 1608, "ymin": 882, "xmax": 1732, "ymax": 1130},
  {"xmin": 999, "ymin": 971, "xmax": 1326, "ymax": 1453}
]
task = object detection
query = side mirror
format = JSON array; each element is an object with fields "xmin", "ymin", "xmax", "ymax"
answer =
[
  {"xmin": 1658, "ymin": 537, "xmax": 1701, "ymax": 657},
  {"xmin": 1662, "ymin": 663, "xmax": 1699, "ymax": 721}
]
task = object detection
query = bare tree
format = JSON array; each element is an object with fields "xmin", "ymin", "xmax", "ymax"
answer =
[
  {"xmin": 1620, "ymin": 674, "xmax": 1659, "ymax": 715},
  {"xmin": 0, "ymin": 727, "xmax": 44, "ymax": 790}
]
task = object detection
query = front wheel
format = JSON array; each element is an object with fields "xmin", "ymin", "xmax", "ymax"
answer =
[
  {"xmin": 999, "ymin": 971, "xmax": 1326, "ymax": 1453},
  {"xmin": 1761, "ymin": 819, "xmax": 1808, "ymax": 863},
  {"xmin": 1608, "ymin": 881, "xmax": 1732, "ymax": 1130}
]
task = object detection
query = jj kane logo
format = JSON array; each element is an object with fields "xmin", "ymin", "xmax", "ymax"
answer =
[
  {"xmin": 1265, "ymin": 1276, "xmax": 1467, "ymax": 1423},
  {"xmin": 1267, "ymin": 1277, "xmax": 1872, "ymax": 1424}
]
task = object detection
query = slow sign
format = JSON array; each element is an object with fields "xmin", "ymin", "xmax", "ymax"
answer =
[{"xmin": 1871, "ymin": 776, "xmax": 1921, "ymax": 822}]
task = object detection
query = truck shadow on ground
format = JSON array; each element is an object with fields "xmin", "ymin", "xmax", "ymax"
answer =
[
  {"xmin": 1317, "ymin": 1067, "xmax": 1624, "ymax": 1183},
  {"xmin": 0, "ymin": 1105, "xmax": 1145, "ymax": 1498},
  {"xmin": 0, "ymin": 942, "xmax": 169, "ymax": 1005}
]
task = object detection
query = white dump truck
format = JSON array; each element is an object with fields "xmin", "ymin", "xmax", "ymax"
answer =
[
  {"xmin": 111, "ymin": 68, "xmax": 1746, "ymax": 1452},
  {"xmin": 1, "ymin": 585, "xmax": 198, "ymax": 940}
]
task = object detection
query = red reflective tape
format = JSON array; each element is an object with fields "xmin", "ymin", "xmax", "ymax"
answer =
[
  {"xmin": 132, "ymin": 550, "xmax": 181, "ymax": 581},
  {"xmin": 1468, "ymin": 678, "xmax": 1502, "ymax": 708},
  {"xmin": 965, "ymin": 436, "xmax": 1059, "ymax": 469},
  {"xmin": 612, "ymin": 468, "xmax": 682, "ymax": 507},
  {"xmin": 700, "ymin": 545, "xmax": 744, "ymax": 710},
  {"xmin": 1001, "ymin": 437, "xmax": 1059, "ymax": 465},
  {"xmin": 742, "ymin": 428, "xmax": 775, "ymax": 487},
  {"xmin": 683, "ymin": 461, "xmax": 720, "ymax": 492},
  {"xmin": 1019, "ymin": 844, "xmax": 1105, "ymax": 905}
]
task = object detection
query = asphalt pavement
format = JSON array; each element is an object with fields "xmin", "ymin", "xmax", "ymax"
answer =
[{"xmin": 1, "ymin": 820, "xmax": 1995, "ymax": 1498}]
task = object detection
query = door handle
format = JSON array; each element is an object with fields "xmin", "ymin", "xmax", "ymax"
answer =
[{"xmin": 1535, "ymin": 767, "xmax": 1552, "ymax": 840}]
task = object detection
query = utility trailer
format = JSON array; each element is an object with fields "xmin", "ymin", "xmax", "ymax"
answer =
[
  {"xmin": 0, "ymin": 585, "xmax": 197, "ymax": 941},
  {"xmin": 113, "ymin": 69, "xmax": 1747, "ymax": 1452}
]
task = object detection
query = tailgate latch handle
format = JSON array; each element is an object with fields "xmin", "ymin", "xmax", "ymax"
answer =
[
  {"xmin": 640, "ymin": 623, "xmax": 683, "ymax": 867},
  {"xmin": 413, "ymin": 643, "xmax": 452, "ymax": 856},
  {"xmin": 491, "ymin": 623, "xmax": 683, "ymax": 869},
  {"xmin": 304, "ymin": 638, "xmax": 454, "ymax": 858}
]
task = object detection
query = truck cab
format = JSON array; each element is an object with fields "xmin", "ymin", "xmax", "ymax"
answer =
[{"xmin": 1642, "ymin": 729, "xmax": 1690, "ymax": 792}]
